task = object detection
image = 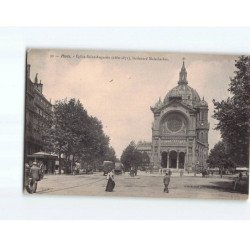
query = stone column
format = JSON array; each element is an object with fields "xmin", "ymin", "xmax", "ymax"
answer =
[
  {"xmin": 177, "ymin": 151, "xmax": 179, "ymax": 170},
  {"xmin": 157, "ymin": 138, "xmax": 161, "ymax": 167},
  {"xmin": 192, "ymin": 138, "xmax": 196, "ymax": 166},
  {"xmin": 167, "ymin": 151, "xmax": 170, "ymax": 169},
  {"xmin": 184, "ymin": 152, "xmax": 186, "ymax": 171},
  {"xmin": 151, "ymin": 139, "xmax": 155, "ymax": 164},
  {"xmin": 186, "ymin": 141, "xmax": 189, "ymax": 171}
]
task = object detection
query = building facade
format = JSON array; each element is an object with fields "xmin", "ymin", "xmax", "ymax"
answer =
[
  {"xmin": 25, "ymin": 64, "xmax": 53, "ymax": 157},
  {"xmin": 145, "ymin": 61, "xmax": 209, "ymax": 171},
  {"xmin": 137, "ymin": 141, "xmax": 152, "ymax": 159}
]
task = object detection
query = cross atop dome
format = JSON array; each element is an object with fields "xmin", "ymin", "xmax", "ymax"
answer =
[{"xmin": 178, "ymin": 58, "xmax": 188, "ymax": 85}]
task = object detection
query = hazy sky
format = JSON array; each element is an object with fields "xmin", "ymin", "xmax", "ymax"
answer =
[{"xmin": 27, "ymin": 49, "xmax": 238, "ymax": 157}]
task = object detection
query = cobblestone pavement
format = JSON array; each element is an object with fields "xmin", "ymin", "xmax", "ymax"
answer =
[{"xmin": 31, "ymin": 171, "xmax": 248, "ymax": 200}]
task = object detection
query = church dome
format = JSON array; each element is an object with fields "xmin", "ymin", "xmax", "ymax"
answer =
[
  {"xmin": 164, "ymin": 84, "xmax": 201, "ymax": 106},
  {"xmin": 163, "ymin": 60, "xmax": 201, "ymax": 107}
]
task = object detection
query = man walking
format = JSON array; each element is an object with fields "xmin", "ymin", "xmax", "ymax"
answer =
[
  {"xmin": 30, "ymin": 161, "xmax": 41, "ymax": 193},
  {"xmin": 163, "ymin": 171, "xmax": 171, "ymax": 193}
]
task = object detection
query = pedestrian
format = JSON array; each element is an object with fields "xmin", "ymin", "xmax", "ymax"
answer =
[
  {"xmin": 220, "ymin": 168, "xmax": 223, "ymax": 178},
  {"xmin": 75, "ymin": 161, "xmax": 80, "ymax": 174},
  {"xmin": 159, "ymin": 167, "xmax": 162, "ymax": 175},
  {"xmin": 24, "ymin": 163, "xmax": 30, "ymax": 188},
  {"xmin": 239, "ymin": 172, "xmax": 243, "ymax": 180},
  {"xmin": 194, "ymin": 165, "xmax": 198, "ymax": 177},
  {"xmin": 24, "ymin": 163, "xmax": 35, "ymax": 194},
  {"xmin": 130, "ymin": 167, "xmax": 135, "ymax": 177},
  {"xmin": 38, "ymin": 161, "xmax": 45, "ymax": 180},
  {"xmin": 134, "ymin": 166, "xmax": 138, "ymax": 176},
  {"xmin": 105, "ymin": 169, "xmax": 115, "ymax": 192},
  {"xmin": 180, "ymin": 169, "xmax": 183, "ymax": 177},
  {"xmin": 202, "ymin": 169, "xmax": 206, "ymax": 178},
  {"xmin": 30, "ymin": 161, "xmax": 41, "ymax": 193},
  {"xmin": 163, "ymin": 171, "xmax": 171, "ymax": 193}
]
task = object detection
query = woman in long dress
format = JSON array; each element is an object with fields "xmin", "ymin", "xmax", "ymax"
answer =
[{"xmin": 105, "ymin": 169, "xmax": 115, "ymax": 192}]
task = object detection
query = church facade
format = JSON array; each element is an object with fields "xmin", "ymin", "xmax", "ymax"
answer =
[{"xmin": 138, "ymin": 61, "xmax": 209, "ymax": 171}]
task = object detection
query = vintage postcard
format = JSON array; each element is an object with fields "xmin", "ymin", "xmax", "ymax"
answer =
[{"xmin": 24, "ymin": 49, "xmax": 249, "ymax": 200}]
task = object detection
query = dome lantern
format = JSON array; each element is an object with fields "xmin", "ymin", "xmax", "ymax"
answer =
[
  {"xmin": 178, "ymin": 58, "xmax": 188, "ymax": 85},
  {"xmin": 163, "ymin": 59, "xmax": 201, "ymax": 107}
]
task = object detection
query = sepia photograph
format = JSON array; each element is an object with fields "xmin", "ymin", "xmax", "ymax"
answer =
[
  {"xmin": 23, "ymin": 49, "xmax": 249, "ymax": 200},
  {"xmin": 1, "ymin": 5, "xmax": 250, "ymax": 250}
]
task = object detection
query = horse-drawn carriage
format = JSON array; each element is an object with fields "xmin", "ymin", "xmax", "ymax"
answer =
[{"xmin": 114, "ymin": 162, "xmax": 124, "ymax": 175}]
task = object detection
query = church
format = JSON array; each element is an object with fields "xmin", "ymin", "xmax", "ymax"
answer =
[{"xmin": 137, "ymin": 60, "xmax": 209, "ymax": 171}]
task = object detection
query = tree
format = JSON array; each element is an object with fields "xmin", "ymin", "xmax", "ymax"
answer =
[
  {"xmin": 104, "ymin": 146, "xmax": 118, "ymax": 162},
  {"xmin": 120, "ymin": 141, "xmax": 143, "ymax": 171},
  {"xmin": 213, "ymin": 56, "xmax": 250, "ymax": 166},
  {"xmin": 207, "ymin": 141, "xmax": 234, "ymax": 169},
  {"xmin": 47, "ymin": 99, "xmax": 89, "ymax": 173},
  {"xmin": 46, "ymin": 98, "xmax": 117, "ymax": 173},
  {"xmin": 142, "ymin": 151, "xmax": 150, "ymax": 166},
  {"xmin": 82, "ymin": 116, "xmax": 118, "ymax": 165}
]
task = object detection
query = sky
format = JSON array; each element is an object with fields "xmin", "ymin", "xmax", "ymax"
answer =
[{"xmin": 27, "ymin": 49, "xmax": 238, "ymax": 158}]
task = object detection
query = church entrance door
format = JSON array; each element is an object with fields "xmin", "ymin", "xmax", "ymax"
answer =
[
  {"xmin": 169, "ymin": 151, "xmax": 177, "ymax": 168},
  {"xmin": 161, "ymin": 151, "xmax": 168, "ymax": 168}
]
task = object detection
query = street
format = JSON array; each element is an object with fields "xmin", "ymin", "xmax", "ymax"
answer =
[{"xmin": 31, "ymin": 172, "xmax": 248, "ymax": 200}]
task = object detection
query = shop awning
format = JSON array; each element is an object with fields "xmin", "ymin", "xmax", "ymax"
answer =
[{"xmin": 27, "ymin": 151, "xmax": 58, "ymax": 159}]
